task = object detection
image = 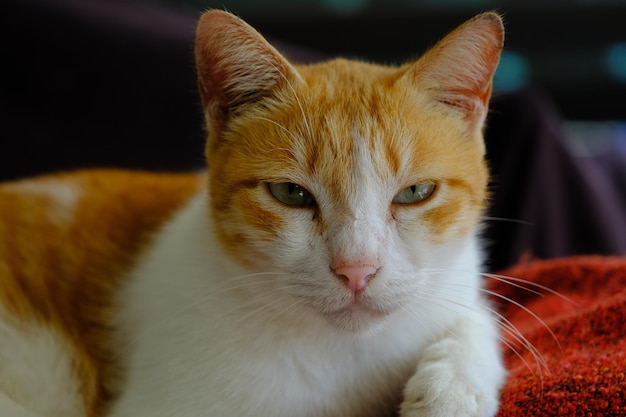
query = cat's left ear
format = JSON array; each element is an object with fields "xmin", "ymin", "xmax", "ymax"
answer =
[{"xmin": 403, "ymin": 12, "xmax": 504, "ymax": 135}]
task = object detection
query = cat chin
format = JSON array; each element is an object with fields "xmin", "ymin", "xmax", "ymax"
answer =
[{"xmin": 324, "ymin": 303, "xmax": 391, "ymax": 334}]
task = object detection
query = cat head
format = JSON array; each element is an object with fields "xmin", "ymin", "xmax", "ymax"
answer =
[{"xmin": 195, "ymin": 10, "xmax": 504, "ymax": 332}]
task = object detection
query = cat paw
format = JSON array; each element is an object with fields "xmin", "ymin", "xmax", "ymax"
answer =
[{"xmin": 398, "ymin": 361, "xmax": 499, "ymax": 417}]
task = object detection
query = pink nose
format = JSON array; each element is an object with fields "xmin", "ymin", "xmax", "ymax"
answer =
[{"xmin": 333, "ymin": 265, "xmax": 379, "ymax": 294}]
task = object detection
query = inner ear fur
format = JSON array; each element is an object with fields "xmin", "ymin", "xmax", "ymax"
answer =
[
  {"xmin": 195, "ymin": 10, "xmax": 301, "ymax": 134},
  {"xmin": 401, "ymin": 12, "xmax": 504, "ymax": 133}
]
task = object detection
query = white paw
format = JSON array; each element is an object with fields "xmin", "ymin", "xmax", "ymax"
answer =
[{"xmin": 399, "ymin": 359, "xmax": 500, "ymax": 417}]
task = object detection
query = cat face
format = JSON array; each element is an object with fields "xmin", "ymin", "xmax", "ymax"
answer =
[{"xmin": 196, "ymin": 11, "xmax": 503, "ymax": 331}]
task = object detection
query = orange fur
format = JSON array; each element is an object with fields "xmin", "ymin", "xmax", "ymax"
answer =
[{"xmin": 0, "ymin": 170, "xmax": 201, "ymax": 415}]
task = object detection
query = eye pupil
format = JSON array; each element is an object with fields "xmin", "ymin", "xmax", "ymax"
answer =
[{"xmin": 268, "ymin": 182, "xmax": 316, "ymax": 207}]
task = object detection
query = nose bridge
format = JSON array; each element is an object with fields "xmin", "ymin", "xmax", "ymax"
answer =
[
  {"xmin": 327, "ymin": 207, "xmax": 382, "ymax": 266},
  {"xmin": 325, "ymin": 129, "xmax": 385, "ymax": 266}
]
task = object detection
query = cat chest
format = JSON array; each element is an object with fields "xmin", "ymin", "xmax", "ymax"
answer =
[
  {"xmin": 201, "ymin": 330, "xmax": 419, "ymax": 417},
  {"xmin": 115, "ymin": 321, "xmax": 419, "ymax": 417}
]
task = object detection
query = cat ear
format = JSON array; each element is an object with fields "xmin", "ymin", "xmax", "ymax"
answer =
[
  {"xmin": 195, "ymin": 10, "xmax": 301, "ymax": 134},
  {"xmin": 403, "ymin": 12, "xmax": 504, "ymax": 134}
]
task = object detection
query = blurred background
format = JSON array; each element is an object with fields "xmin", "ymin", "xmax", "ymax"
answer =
[
  {"xmin": 2, "ymin": 0, "xmax": 625, "ymax": 269},
  {"xmin": 168, "ymin": 0, "xmax": 626, "ymax": 119}
]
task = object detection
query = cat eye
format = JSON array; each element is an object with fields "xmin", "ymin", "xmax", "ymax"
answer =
[
  {"xmin": 392, "ymin": 183, "xmax": 436, "ymax": 205},
  {"xmin": 267, "ymin": 182, "xmax": 316, "ymax": 207}
]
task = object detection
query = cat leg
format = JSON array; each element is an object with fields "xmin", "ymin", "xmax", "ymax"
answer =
[{"xmin": 400, "ymin": 307, "xmax": 506, "ymax": 417}]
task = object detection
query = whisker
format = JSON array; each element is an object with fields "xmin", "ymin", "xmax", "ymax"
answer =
[
  {"xmin": 259, "ymin": 296, "xmax": 307, "ymax": 326},
  {"xmin": 481, "ymin": 272, "xmax": 578, "ymax": 306},
  {"xmin": 430, "ymin": 275, "xmax": 562, "ymax": 354},
  {"xmin": 399, "ymin": 296, "xmax": 463, "ymax": 342},
  {"xmin": 415, "ymin": 285, "xmax": 549, "ymax": 391},
  {"xmin": 482, "ymin": 275, "xmax": 544, "ymax": 297},
  {"xmin": 219, "ymin": 277, "xmax": 324, "ymax": 326},
  {"xmin": 400, "ymin": 280, "xmax": 510, "ymax": 344},
  {"xmin": 401, "ymin": 288, "xmax": 546, "ymax": 393},
  {"xmin": 252, "ymin": 116, "xmax": 300, "ymax": 145},
  {"xmin": 414, "ymin": 273, "xmax": 551, "ymax": 375},
  {"xmin": 115, "ymin": 272, "xmax": 291, "ymax": 358},
  {"xmin": 480, "ymin": 288, "xmax": 561, "ymax": 351},
  {"xmin": 216, "ymin": 271, "xmax": 289, "ymax": 282},
  {"xmin": 488, "ymin": 306, "xmax": 549, "ymax": 378},
  {"xmin": 482, "ymin": 216, "xmax": 534, "ymax": 226},
  {"xmin": 421, "ymin": 267, "xmax": 576, "ymax": 306},
  {"xmin": 272, "ymin": 63, "xmax": 314, "ymax": 140},
  {"xmin": 210, "ymin": 277, "xmax": 289, "ymax": 298},
  {"xmin": 497, "ymin": 319, "xmax": 548, "ymax": 400}
]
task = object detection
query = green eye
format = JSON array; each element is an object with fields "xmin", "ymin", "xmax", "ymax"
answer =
[
  {"xmin": 392, "ymin": 183, "xmax": 436, "ymax": 204},
  {"xmin": 268, "ymin": 182, "xmax": 316, "ymax": 207}
]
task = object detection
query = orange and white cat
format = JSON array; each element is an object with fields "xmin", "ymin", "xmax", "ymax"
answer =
[{"xmin": 0, "ymin": 10, "xmax": 506, "ymax": 417}]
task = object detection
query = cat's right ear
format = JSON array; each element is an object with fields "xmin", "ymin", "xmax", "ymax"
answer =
[{"xmin": 195, "ymin": 10, "xmax": 301, "ymax": 138}]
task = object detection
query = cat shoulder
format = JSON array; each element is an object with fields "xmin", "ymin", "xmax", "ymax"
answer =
[{"xmin": 0, "ymin": 168, "xmax": 205, "ymax": 304}]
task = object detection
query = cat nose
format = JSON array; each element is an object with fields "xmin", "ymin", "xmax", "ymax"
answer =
[{"xmin": 333, "ymin": 264, "xmax": 379, "ymax": 294}]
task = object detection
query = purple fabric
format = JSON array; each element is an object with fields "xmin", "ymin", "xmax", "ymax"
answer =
[
  {"xmin": 484, "ymin": 90, "xmax": 626, "ymax": 270},
  {"xmin": 2, "ymin": 0, "xmax": 625, "ymax": 270}
]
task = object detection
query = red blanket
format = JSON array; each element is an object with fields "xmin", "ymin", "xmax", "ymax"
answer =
[{"xmin": 492, "ymin": 256, "xmax": 626, "ymax": 416}]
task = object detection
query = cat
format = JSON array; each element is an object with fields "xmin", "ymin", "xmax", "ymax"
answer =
[{"xmin": 0, "ymin": 9, "xmax": 506, "ymax": 417}]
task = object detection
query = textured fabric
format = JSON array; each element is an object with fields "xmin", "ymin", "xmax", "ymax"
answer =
[{"xmin": 493, "ymin": 256, "xmax": 626, "ymax": 416}]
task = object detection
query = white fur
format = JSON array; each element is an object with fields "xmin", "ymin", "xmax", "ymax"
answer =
[
  {"xmin": 0, "ymin": 310, "xmax": 85, "ymax": 417},
  {"xmin": 110, "ymin": 179, "xmax": 505, "ymax": 417}
]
